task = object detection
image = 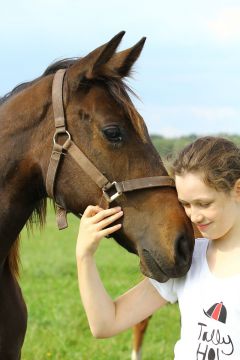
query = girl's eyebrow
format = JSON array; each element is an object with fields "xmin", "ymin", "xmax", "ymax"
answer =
[{"xmin": 178, "ymin": 197, "xmax": 213, "ymax": 204}]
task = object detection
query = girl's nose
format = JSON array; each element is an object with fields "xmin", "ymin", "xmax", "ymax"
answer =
[
  {"xmin": 187, "ymin": 206, "xmax": 203, "ymax": 224},
  {"xmin": 190, "ymin": 210, "xmax": 204, "ymax": 224}
]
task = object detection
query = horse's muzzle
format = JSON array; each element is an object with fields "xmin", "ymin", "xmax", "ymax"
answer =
[
  {"xmin": 140, "ymin": 233, "xmax": 193, "ymax": 283},
  {"xmin": 140, "ymin": 249, "xmax": 170, "ymax": 283}
]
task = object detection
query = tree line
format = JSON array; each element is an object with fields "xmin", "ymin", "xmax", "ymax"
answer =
[{"xmin": 151, "ymin": 134, "xmax": 240, "ymax": 158}]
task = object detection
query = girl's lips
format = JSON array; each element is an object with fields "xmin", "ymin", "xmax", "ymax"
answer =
[{"xmin": 197, "ymin": 223, "xmax": 211, "ymax": 230}]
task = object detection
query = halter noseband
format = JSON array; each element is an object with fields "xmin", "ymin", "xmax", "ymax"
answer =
[{"xmin": 46, "ymin": 69, "xmax": 175, "ymax": 229}]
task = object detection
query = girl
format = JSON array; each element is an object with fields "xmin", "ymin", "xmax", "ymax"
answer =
[{"xmin": 76, "ymin": 136, "xmax": 240, "ymax": 359}]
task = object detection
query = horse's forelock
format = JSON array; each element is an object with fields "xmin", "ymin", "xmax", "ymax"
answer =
[{"xmin": 104, "ymin": 78, "xmax": 149, "ymax": 143}]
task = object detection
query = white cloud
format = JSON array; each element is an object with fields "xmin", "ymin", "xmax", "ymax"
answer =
[{"xmin": 208, "ymin": 7, "xmax": 240, "ymax": 42}]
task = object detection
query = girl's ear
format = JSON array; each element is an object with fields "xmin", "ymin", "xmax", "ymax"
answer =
[{"xmin": 233, "ymin": 179, "xmax": 240, "ymax": 200}]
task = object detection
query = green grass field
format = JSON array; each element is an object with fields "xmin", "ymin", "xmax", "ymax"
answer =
[{"xmin": 19, "ymin": 204, "xmax": 180, "ymax": 359}]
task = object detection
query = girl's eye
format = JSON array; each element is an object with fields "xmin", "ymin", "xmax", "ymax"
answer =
[
  {"xmin": 102, "ymin": 125, "xmax": 123, "ymax": 143},
  {"xmin": 179, "ymin": 201, "xmax": 189, "ymax": 208},
  {"xmin": 199, "ymin": 203, "xmax": 211, "ymax": 208}
]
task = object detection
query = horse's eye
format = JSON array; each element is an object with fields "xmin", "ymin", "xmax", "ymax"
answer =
[{"xmin": 102, "ymin": 126, "xmax": 123, "ymax": 143}]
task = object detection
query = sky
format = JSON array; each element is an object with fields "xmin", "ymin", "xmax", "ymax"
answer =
[{"xmin": 1, "ymin": 0, "xmax": 240, "ymax": 137}]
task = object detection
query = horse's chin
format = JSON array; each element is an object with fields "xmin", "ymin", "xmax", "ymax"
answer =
[{"xmin": 139, "ymin": 260, "xmax": 169, "ymax": 283}]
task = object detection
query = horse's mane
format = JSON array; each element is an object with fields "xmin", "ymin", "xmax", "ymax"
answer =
[
  {"xmin": 0, "ymin": 59, "xmax": 77, "ymax": 105},
  {"xmin": 6, "ymin": 58, "xmax": 148, "ymax": 279},
  {"xmin": 10, "ymin": 198, "xmax": 48, "ymax": 280}
]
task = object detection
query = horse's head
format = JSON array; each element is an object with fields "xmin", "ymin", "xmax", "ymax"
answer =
[{"xmin": 42, "ymin": 32, "xmax": 194, "ymax": 282}]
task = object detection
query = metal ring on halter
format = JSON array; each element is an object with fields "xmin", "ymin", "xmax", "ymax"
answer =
[{"xmin": 53, "ymin": 130, "xmax": 71, "ymax": 147}]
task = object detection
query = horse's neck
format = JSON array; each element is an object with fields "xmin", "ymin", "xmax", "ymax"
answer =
[{"xmin": 0, "ymin": 77, "xmax": 52, "ymax": 261}]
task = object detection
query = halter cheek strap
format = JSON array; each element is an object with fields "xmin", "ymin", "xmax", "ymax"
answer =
[{"xmin": 46, "ymin": 69, "xmax": 175, "ymax": 230}]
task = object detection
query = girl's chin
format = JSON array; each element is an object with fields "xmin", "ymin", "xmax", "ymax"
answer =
[
  {"xmin": 198, "ymin": 230, "xmax": 215, "ymax": 240},
  {"xmin": 201, "ymin": 232, "xmax": 223, "ymax": 241}
]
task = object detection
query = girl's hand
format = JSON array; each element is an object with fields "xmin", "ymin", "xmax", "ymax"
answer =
[{"xmin": 76, "ymin": 205, "xmax": 123, "ymax": 260}]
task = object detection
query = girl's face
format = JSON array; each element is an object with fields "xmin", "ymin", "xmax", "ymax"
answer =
[{"xmin": 175, "ymin": 172, "xmax": 240, "ymax": 240}]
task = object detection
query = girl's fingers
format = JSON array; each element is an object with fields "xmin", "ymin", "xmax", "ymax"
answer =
[
  {"xmin": 83, "ymin": 205, "xmax": 103, "ymax": 218},
  {"xmin": 96, "ymin": 211, "xmax": 123, "ymax": 230},
  {"xmin": 92, "ymin": 207, "xmax": 122, "ymax": 223},
  {"xmin": 99, "ymin": 223, "xmax": 122, "ymax": 238}
]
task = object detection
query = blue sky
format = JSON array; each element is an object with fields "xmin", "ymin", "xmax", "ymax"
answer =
[{"xmin": 1, "ymin": 0, "xmax": 240, "ymax": 136}]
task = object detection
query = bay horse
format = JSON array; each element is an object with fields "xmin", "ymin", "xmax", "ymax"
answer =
[{"xmin": 0, "ymin": 32, "xmax": 194, "ymax": 359}]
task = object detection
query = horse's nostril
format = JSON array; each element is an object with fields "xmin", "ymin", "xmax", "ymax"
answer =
[{"xmin": 175, "ymin": 233, "xmax": 191, "ymax": 266}]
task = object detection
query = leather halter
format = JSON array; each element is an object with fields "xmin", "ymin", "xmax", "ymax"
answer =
[{"xmin": 46, "ymin": 69, "xmax": 175, "ymax": 229}]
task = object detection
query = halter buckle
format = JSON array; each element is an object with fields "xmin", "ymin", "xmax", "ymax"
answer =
[{"xmin": 102, "ymin": 181, "xmax": 122, "ymax": 203}]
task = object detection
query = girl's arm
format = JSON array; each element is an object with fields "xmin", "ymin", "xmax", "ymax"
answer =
[{"xmin": 76, "ymin": 205, "xmax": 167, "ymax": 338}]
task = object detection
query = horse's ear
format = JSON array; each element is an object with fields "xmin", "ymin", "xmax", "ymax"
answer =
[
  {"xmin": 108, "ymin": 37, "xmax": 146, "ymax": 78},
  {"xmin": 67, "ymin": 31, "xmax": 125, "ymax": 89}
]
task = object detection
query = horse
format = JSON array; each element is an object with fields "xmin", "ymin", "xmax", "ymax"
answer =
[{"xmin": 0, "ymin": 32, "xmax": 194, "ymax": 359}]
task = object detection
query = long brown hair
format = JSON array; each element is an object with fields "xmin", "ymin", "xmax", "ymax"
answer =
[{"xmin": 171, "ymin": 136, "xmax": 240, "ymax": 193}]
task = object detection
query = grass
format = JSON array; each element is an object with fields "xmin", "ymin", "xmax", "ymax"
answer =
[{"xmin": 19, "ymin": 204, "xmax": 180, "ymax": 359}]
